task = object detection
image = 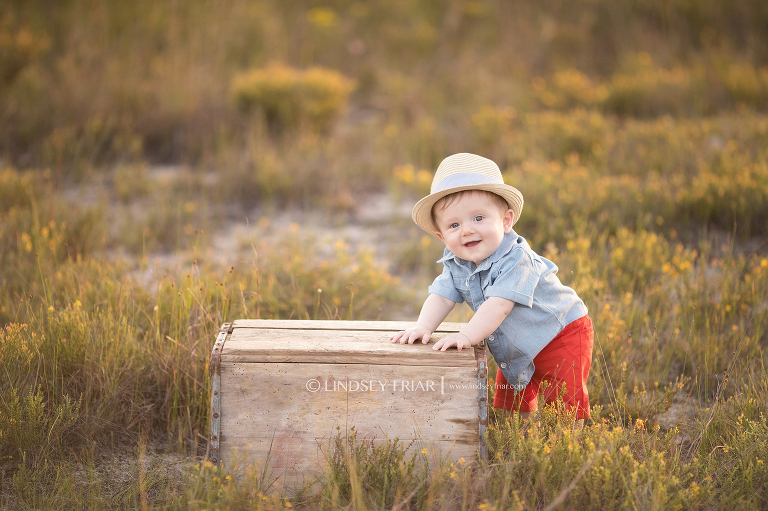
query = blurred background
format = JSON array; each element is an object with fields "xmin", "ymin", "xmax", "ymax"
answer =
[
  {"xmin": 3, "ymin": 0, "xmax": 768, "ymax": 290},
  {"xmin": 2, "ymin": 0, "xmax": 767, "ymax": 238},
  {"xmin": 2, "ymin": 1, "xmax": 768, "ymax": 508}
]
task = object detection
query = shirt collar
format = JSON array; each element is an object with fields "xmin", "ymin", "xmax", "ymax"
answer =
[{"xmin": 436, "ymin": 229, "xmax": 519, "ymax": 270}]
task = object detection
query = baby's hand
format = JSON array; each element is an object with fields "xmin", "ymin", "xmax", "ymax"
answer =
[
  {"xmin": 390, "ymin": 324, "xmax": 432, "ymax": 344},
  {"xmin": 432, "ymin": 332, "xmax": 473, "ymax": 351}
]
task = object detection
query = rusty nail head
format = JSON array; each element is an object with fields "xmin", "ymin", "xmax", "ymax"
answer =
[{"xmin": 213, "ymin": 413, "xmax": 219, "ymax": 418}]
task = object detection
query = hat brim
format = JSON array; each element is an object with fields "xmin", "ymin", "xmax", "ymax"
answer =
[{"xmin": 412, "ymin": 183, "xmax": 524, "ymax": 235}]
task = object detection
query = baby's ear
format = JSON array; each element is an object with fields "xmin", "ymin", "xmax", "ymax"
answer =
[
  {"xmin": 503, "ymin": 209, "xmax": 514, "ymax": 233},
  {"xmin": 435, "ymin": 231, "xmax": 445, "ymax": 242}
]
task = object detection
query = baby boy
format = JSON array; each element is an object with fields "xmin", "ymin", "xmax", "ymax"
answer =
[{"xmin": 391, "ymin": 153, "xmax": 594, "ymax": 420}]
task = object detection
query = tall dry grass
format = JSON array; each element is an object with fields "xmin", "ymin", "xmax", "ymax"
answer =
[{"xmin": 2, "ymin": 0, "xmax": 768, "ymax": 508}]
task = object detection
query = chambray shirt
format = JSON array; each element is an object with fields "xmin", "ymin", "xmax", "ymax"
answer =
[{"xmin": 428, "ymin": 230, "xmax": 588, "ymax": 391}]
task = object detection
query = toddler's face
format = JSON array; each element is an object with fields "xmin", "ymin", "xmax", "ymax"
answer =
[{"xmin": 433, "ymin": 191, "xmax": 513, "ymax": 263}]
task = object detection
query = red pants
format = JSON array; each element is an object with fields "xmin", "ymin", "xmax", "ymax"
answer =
[{"xmin": 493, "ymin": 315, "xmax": 593, "ymax": 419}]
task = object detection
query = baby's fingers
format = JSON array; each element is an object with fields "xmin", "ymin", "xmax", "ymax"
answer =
[
  {"xmin": 433, "ymin": 335, "xmax": 465, "ymax": 351},
  {"xmin": 390, "ymin": 331, "xmax": 407, "ymax": 343},
  {"xmin": 392, "ymin": 327, "xmax": 431, "ymax": 345},
  {"xmin": 406, "ymin": 330, "xmax": 424, "ymax": 344},
  {"xmin": 393, "ymin": 329, "xmax": 416, "ymax": 344}
]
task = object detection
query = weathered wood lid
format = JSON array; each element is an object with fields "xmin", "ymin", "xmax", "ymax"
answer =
[{"xmin": 222, "ymin": 319, "xmax": 478, "ymax": 366}]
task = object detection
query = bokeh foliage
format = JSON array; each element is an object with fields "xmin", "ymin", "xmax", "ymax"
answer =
[{"xmin": 1, "ymin": 0, "xmax": 768, "ymax": 509}]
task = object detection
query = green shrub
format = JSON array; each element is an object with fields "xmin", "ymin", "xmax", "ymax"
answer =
[
  {"xmin": 231, "ymin": 63, "xmax": 354, "ymax": 134},
  {"xmin": 603, "ymin": 53, "xmax": 703, "ymax": 117},
  {"xmin": 0, "ymin": 323, "xmax": 83, "ymax": 469},
  {"xmin": 0, "ymin": 323, "xmax": 36, "ymax": 397},
  {"xmin": 523, "ymin": 109, "xmax": 610, "ymax": 161},
  {"xmin": 0, "ymin": 388, "xmax": 80, "ymax": 467},
  {"xmin": 676, "ymin": 158, "xmax": 768, "ymax": 236},
  {"xmin": 695, "ymin": 376, "xmax": 768, "ymax": 508},
  {"xmin": 718, "ymin": 60, "xmax": 768, "ymax": 106},
  {"xmin": 532, "ymin": 70, "xmax": 609, "ymax": 110}
]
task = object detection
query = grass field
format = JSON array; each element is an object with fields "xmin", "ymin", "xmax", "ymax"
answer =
[{"xmin": 2, "ymin": 0, "xmax": 768, "ymax": 509}]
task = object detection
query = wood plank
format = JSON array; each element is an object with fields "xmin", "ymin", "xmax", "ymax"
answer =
[
  {"xmin": 220, "ymin": 362, "xmax": 479, "ymax": 439},
  {"xmin": 219, "ymin": 362, "xmax": 480, "ymax": 479},
  {"xmin": 231, "ymin": 319, "xmax": 464, "ymax": 333},
  {"xmin": 223, "ymin": 328, "xmax": 477, "ymax": 365}
]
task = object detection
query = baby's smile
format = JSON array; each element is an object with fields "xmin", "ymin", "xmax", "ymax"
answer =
[{"xmin": 433, "ymin": 191, "xmax": 514, "ymax": 263}]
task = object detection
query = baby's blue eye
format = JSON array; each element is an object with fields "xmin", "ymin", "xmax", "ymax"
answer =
[
  {"xmin": 474, "ymin": 215, "xmax": 484, "ymax": 222},
  {"xmin": 449, "ymin": 222, "xmax": 459, "ymax": 229}
]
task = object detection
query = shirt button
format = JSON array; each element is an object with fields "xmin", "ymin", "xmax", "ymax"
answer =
[
  {"xmin": 488, "ymin": 334, "xmax": 495, "ymax": 341},
  {"xmin": 500, "ymin": 362, "xmax": 507, "ymax": 368},
  {"xmin": 470, "ymin": 275, "xmax": 475, "ymax": 280}
]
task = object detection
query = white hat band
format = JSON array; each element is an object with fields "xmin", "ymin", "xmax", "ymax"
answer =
[{"xmin": 432, "ymin": 172, "xmax": 502, "ymax": 193}]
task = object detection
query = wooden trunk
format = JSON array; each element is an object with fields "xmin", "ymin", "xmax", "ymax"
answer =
[{"xmin": 208, "ymin": 320, "xmax": 487, "ymax": 485}]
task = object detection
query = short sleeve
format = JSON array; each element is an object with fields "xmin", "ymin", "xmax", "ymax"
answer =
[
  {"xmin": 484, "ymin": 248, "xmax": 540, "ymax": 307},
  {"xmin": 428, "ymin": 263, "xmax": 464, "ymax": 304}
]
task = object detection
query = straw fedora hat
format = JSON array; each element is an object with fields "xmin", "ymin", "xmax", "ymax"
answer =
[{"xmin": 412, "ymin": 153, "xmax": 524, "ymax": 234}]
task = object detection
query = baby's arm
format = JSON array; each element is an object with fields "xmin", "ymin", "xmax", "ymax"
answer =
[
  {"xmin": 390, "ymin": 293, "xmax": 456, "ymax": 345},
  {"xmin": 432, "ymin": 297, "xmax": 515, "ymax": 351}
]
